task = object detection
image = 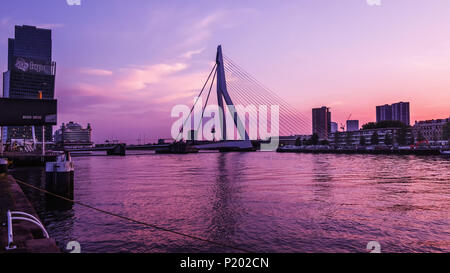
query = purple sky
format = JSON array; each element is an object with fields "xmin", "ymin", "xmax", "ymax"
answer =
[{"xmin": 1, "ymin": 0, "xmax": 450, "ymax": 143}]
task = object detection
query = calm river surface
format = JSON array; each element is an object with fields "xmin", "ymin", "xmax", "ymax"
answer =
[{"xmin": 10, "ymin": 151, "xmax": 450, "ymax": 253}]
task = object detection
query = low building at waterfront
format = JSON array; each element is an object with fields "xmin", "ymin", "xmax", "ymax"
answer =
[
  {"xmin": 278, "ymin": 135, "xmax": 311, "ymax": 146},
  {"xmin": 412, "ymin": 117, "xmax": 450, "ymax": 142},
  {"xmin": 54, "ymin": 122, "xmax": 93, "ymax": 148},
  {"xmin": 329, "ymin": 127, "xmax": 413, "ymax": 146}
]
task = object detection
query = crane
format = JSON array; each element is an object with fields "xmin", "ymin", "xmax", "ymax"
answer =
[{"xmin": 340, "ymin": 114, "xmax": 352, "ymax": 131}]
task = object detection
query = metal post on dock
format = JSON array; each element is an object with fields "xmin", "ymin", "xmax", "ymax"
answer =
[
  {"xmin": 6, "ymin": 210, "xmax": 16, "ymax": 250},
  {"xmin": 0, "ymin": 126, "xmax": 3, "ymax": 156},
  {"xmin": 0, "ymin": 126, "xmax": 6, "ymax": 176},
  {"xmin": 32, "ymin": 126, "xmax": 37, "ymax": 151},
  {"xmin": 42, "ymin": 125, "xmax": 45, "ymax": 157},
  {"xmin": 38, "ymin": 90, "xmax": 45, "ymax": 158}
]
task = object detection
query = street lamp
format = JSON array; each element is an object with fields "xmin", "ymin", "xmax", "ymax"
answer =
[{"xmin": 40, "ymin": 83, "xmax": 47, "ymax": 157}]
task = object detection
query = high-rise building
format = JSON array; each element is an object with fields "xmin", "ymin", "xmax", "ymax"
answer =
[
  {"xmin": 392, "ymin": 102, "xmax": 410, "ymax": 126},
  {"xmin": 312, "ymin": 106, "xmax": 331, "ymax": 139},
  {"xmin": 2, "ymin": 25, "xmax": 56, "ymax": 142},
  {"xmin": 330, "ymin": 122, "xmax": 338, "ymax": 133},
  {"xmin": 346, "ymin": 120, "xmax": 359, "ymax": 132},
  {"xmin": 376, "ymin": 104, "xmax": 392, "ymax": 122},
  {"xmin": 376, "ymin": 102, "xmax": 410, "ymax": 126}
]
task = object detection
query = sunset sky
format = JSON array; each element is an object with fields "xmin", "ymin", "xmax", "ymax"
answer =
[{"xmin": 1, "ymin": 0, "xmax": 450, "ymax": 143}]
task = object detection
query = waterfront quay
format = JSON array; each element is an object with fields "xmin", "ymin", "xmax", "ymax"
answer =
[
  {"xmin": 0, "ymin": 150, "xmax": 72, "ymax": 252},
  {"xmin": 276, "ymin": 145, "xmax": 447, "ymax": 155},
  {"xmin": 0, "ymin": 173, "xmax": 59, "ymax": 253},
  {"xmin": 2, "ymin": 151, "xmax": 61, "ymax": 166}
]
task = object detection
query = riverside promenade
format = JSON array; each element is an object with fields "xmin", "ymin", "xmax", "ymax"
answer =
[
  {"xmin": 0, "ymin": 172, "xmax": 60, "ymax": 253},
  {"xmin": 276, "ymin": 145, "xmax": 445, "ymax": 155}
]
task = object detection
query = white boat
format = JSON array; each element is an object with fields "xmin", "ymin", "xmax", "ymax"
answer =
[{"xmin": 440, "ymin": 150, "xmax": 450, "ymax": 156}]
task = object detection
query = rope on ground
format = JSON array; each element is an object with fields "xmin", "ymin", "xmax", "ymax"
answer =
[{"xmin": 14, "ymin": 178, "xmax": 251, "ymax": 253}]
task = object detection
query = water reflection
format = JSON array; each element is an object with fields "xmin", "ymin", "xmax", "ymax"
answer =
[
  {"xmin": 10, "ymin": 167, "xmax": 73, "ymax": 210},
  {"xmin": 9, "ymin": 152, "xmax": 450, "ymax": 253},
  {"xmin": 208, "ymin": 153, "xmax": 238, "ymax": 244},
  {"xmin": 312, "ymin": 154, "xmax": 334, "ymax": 194}
]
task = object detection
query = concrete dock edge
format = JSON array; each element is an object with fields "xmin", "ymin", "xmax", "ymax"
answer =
[{"xmin": 0, "ymin": 174, "xmax": 60, "ymax": 253}]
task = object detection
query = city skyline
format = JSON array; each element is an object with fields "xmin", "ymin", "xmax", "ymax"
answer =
[
  {"xmin": 0, "ymin": 1, "xmax": 449, "ymax": 256},
  {"xmin": 1, "ymin": 1, "xmax": 450, "ymax": 143}
]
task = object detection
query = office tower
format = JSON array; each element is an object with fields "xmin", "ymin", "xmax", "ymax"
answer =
[
  {"xmin": 376, "ymin": 102, "xmax": 410, "ymax": 126},
  {"xmin": 331, "ymin": 122, "xmax": 338, "ymax": 133},
  {"xmin": 376, "ymin": 104, "xmax": 392, "ymax": 123},
  {"xmin": 392, "ymin": 102, "xmax": 410, "ymax": 126},
  {"xmin": 2, "ymin": 25, "xmax": 56, "ymax": 142},
  {"xmin": 312, "ymin": 106, "xmax": 331, "ymax": 139},
  {"xmin": 346, "ymin": 120, "xmax": 359, "ymax": 132}
]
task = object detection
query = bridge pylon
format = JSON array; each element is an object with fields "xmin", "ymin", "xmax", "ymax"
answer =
[{"xmin": 215, "ymin": 45, "xmax": 250, "ymax": 143}]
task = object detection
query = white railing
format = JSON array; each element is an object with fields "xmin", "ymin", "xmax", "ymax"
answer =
[{"xmin": 5, "ymin": 210, "xmax": 49, "ymax": 250}]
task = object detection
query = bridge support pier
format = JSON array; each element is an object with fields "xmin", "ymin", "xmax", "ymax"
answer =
[
  {"xmin": 45, "ymin": 153, "xmax": 74, "ymax": 209},
  {"xmin": 106, "ymin": 144, "xmax": 126, "ymax": 156}
]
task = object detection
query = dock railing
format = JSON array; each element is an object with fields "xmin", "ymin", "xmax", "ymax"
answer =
[{"xmin": 5, "ymin": 210, "xmax": 49, "ymax": 250}]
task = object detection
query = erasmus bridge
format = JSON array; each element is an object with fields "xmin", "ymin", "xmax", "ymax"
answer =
[
  {"xmin": 167, "ymin": 45, "xmax": 326, "ymax": 152},
  {"xmin": 67, "ymin": 45, "xmax": 328, "ymax": 154}
]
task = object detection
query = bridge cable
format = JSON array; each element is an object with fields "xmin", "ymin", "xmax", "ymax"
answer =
[
  {"xmin": 223, "ymin": 61, "xmax": 311, "ymax": 133},
  {"xmin": 225, "ymin": 84, "xmax": 282, "ymax": 137},
  {"xmin": 224, "ymin": 63, "xmax": 314, "ymax": 135},
  {"xmin": 196, "ymin": 67, "xmax": 217, "ymax": 133},
  {"xmin": 224, "ymin": 85, "xmax": 261, "ymax": 136},
  {"xmin": 224, "ymin": 56, "xmax": 328, "ymax": 137},
  {"xmin": 225, "ymin": 60, "xmax": 319, "ymax": 135},
  {"xmin": 224, "ymin": 60, "xmax": 314, "ymax": 133},
  {"xmin": 226, "ymin": 82, "xmax": 300, "ymax": 136},
  {"xmin": 225, "ymin": 73, "xmax": 301, "ymax": 136},
  {"xmin": 228, "ymin": 81, "xmax": 306, "ymax": 136},
  {"xmin": 176, "ymin": 63, "xmax": 217, "ymax": 141}
]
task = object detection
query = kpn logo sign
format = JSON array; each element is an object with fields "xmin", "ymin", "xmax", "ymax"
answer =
[
  {"xmin": 14, "ymin": 57, "xmax": 52, "ymax": 75},
  {"xmin": 15, "ymin": 58, "xmax": 29, "ymax": 72}
]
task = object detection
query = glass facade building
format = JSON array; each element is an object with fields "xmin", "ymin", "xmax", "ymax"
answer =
[{"xmin": 2, "ymin": 25, "xmax": 56, "ymax": 142}]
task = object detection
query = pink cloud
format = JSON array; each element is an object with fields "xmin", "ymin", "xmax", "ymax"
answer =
[
  {"xmin": 55, "ymin": 58, "xmax": 214, "ymax": 142},
  {"xmin": 80, "ymin": 68, "xmax": 113, "ymax": 76},
  {"xmin": 116, "ymin": 63, "xmax": 188, "ymax": 91}
]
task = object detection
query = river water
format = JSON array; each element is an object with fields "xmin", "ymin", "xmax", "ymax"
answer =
[{"xmin": 10, "ymin": 151, "xmax": 450, "ymax": 253}]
